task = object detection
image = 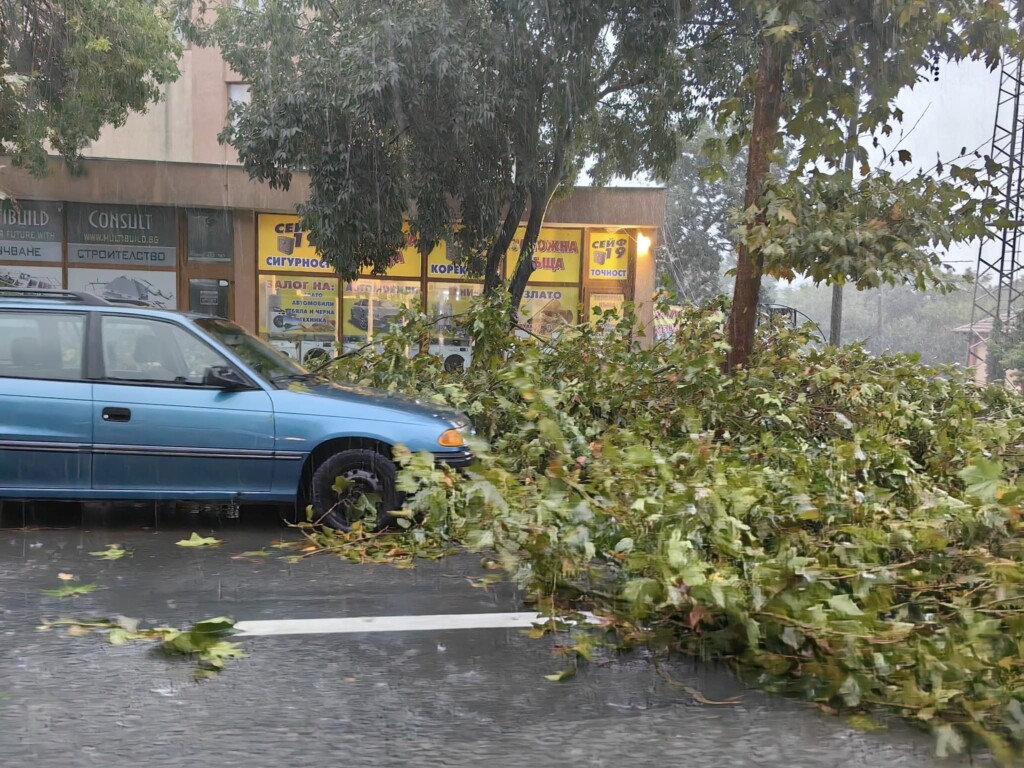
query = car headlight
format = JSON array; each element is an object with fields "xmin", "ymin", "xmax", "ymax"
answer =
[{"xmin": 438, "ymin": 428, "xmax": 465, "ymax": 447}]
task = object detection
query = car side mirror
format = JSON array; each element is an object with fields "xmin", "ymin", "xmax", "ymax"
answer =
[{"xmin": 203, "ymin": 366, "xmax": 250, "ymax": 390}]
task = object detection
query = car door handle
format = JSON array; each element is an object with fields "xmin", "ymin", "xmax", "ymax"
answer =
[{"xmin": 101, "ymin": 407, "xmax": 132, "ymax": 423}]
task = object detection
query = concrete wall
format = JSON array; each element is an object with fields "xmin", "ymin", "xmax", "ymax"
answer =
[{"xmin": 83, "ymin": 44, "xmax": 239, "ymax": 166}]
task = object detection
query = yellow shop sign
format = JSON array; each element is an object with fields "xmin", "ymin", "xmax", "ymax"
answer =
[
  {"xmin": 505, "ymin": 227, "xmax": 582, "ymax": 281},
  {"xmin": 587, "ymin": 230, "xmax": 630, "ymax": 281}
]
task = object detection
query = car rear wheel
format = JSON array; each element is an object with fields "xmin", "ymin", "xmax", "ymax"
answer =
[{"xmin": 310, "ymin": 449, "xmax": 399, "ymax": 531}]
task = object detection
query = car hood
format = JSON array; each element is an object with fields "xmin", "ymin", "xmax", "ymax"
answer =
[{"xmin": 270, "ymin": 379, "xmax": 467, "ymax": 425}]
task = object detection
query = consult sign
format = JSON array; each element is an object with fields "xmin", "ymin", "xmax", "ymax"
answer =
[
  {"xmin": 67, "ymin": 203, "xmax": 178, "ymax": 266},
  {"xmin": 0, "ymin": 200, "xmax": 63, "ymax": 263}
]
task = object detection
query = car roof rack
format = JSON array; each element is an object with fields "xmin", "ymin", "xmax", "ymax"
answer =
[
  {"xmin": 104, "ymin": 297, "xmax": 154, "ymax": 307},
  {"xmin": 0, "ymin": 287, "xmax": 111, "ymax": 306}
]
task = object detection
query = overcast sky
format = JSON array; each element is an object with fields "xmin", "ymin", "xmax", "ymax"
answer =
[{"xmin": 875, "ymin": 59, "xmax": 1003, "ymax": 270}]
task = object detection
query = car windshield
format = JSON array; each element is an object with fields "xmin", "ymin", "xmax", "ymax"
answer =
[{"xmin": 194, "ymin": 317, "xmax": 312, "ymax": 386}]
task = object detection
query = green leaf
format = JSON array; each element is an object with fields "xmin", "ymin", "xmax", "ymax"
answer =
[
  {"xmin": 176, "ymin": 533, "xmax": 223, "ymax": 548},
  {"xmin": 89, "ymin": 544, "xmax": 129, "ymax": 560},
  {"xmin": 827, "ymin": 594, "xmax": 864, "ymax": 616},
  {"xmin": 42, "ymin": 583, "xmax": 99, "ymax": 598},
  {"xmin": 544, "ymin": 667, "xmax": 577, "ymax": 682},
  {"xmin": 958, "ymin": 458, "xmax": 1003, "ymax": 503}
]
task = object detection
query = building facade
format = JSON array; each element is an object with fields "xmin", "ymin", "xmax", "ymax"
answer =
[{"xmin": 0, "ymin": 159, "xmax": 663, "ymax": 366}]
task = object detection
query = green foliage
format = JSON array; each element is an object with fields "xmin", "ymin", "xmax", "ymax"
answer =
[
  {"xmin": 748, "ymin": 170, "xmax": 998, "ymax": 292},
  {"xmin": 41, "ymin": 615, "xmax": 244, "ymax": 679},
  {"xmin": 0, "ymin": 0, "xmax": 181, "ymax": 173},
  {"xmin": 160, "ymin": 617, "xmax": 245, "ymax": 678},
  {"xmin": 696, "ymin": 0, "xmax": 1023, "ymax": 367},
  {"xmin": 176, "ymin": 532, "xmax": 223, "ymax": 548},
  {"xmin": 329, "ymin": 295, "xmax": 1024, "ymax": 762}
]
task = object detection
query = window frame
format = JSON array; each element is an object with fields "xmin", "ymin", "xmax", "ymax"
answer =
[
  {"xmin": 93, "ymin": 312, "xmax": 259, "ymax": 390},
  {"xmin": 0, "ymin": 309, "xmax": 88, "ymax": 382}
]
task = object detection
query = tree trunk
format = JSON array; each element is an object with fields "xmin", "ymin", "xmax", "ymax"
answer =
[
  {"xmin": 830, "ymin": 75, "xmax": 860, "ymax": 347},
  {"xmin": 508, "ymin": 186, "xmax": 553, "ymax": 322},
  {"xmin": 483, "ymin": 187, "xmax": 527, "ymax": 295},
  {"xmin": 726, "ymin": 38, "xmax": 785, "ymax": 370},
  {"xmin": 829, "ymin": 285, "xmax": 843, "ymax": 345}
]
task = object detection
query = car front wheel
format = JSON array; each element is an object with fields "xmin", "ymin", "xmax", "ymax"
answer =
[{"xmin": 310, "ymin": 449, "xmax": 399, "ymax": 531}]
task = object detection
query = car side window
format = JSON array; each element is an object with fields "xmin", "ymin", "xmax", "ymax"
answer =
[
  {"xmin": 0, "ymin": 311, "xmax": 85, "ymax": 381},
  {"xmin": 101, "ymin": 315, "xmax": 229, "ymax": 385}
]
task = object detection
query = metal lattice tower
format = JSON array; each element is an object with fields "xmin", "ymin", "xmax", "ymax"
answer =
[{"xmin": 969, "ymin": 55, "xmax": 1024, "ymax": 373}]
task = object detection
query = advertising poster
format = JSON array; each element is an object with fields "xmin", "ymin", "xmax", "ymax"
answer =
[
  {"xmin": 504, "ymin": 227, "xmax": 582, "ymax": 282},
  {"xmin": 653, "ymin": 305, "xmax": 683, "ymax": 342},
  {"xmin": 187, "ymin": 209, "xmax": 233, "ymax": 263},
  {"xmin": 257, "ymin": 214, "xmax": 332, "ymax": 273},
  {"xmin": 518, "ymin": 285, "xmax": 579, "ymax": 337},
  {"xmin": 590, "ymin": 293, "xmax": 625, "ymax": 318},
  {"xmin": 0, "ymin": 265, "xmax": 63, "ymax": 290},
  {"xmin": 587, "ymin": 230, "xmax": 630, "ymax": 281},
  {"xmin": 426, "ymin": 240, "xmax": 476, "ymax": 280},
  {"xmin": 258, "ymin": 275, "xmax": 338, "ymax": 339},
  {"xmin": 258, "ymin": 214, "xmax": 427, "ymax": 278},
  {"xmin": 0, "ymin": 200, "xmax": 63, "ymax": 263},
  {"xmin": 342, "ymin": 279, "xmax": 421, "ymax": 348},
  {"xmin": 358, "ymin": 231, "xmax": 425, "ymax": 279},
  {"xmin": 67, "ymin": 203, "xmax": 177, "ymax": 267},
  {"xmin": 68, "ymin": 268, "xmax": 177, "ymax": 309}
]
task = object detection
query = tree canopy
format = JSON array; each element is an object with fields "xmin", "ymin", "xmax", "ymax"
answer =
[
  {"xmin": 695, "ymin": 0, "xmax": 1024, "ymax": 368},
  {"xmin": 190, "ymin": 0, "xmax": 697, "ymax": 307},
  {"xmin": 0, "ymin": 0, "xmax": 181, "ymax": 174}
]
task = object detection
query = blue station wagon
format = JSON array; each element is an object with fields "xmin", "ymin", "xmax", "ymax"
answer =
[{"xmin": 0, "ymin": 288, "xmax": 472, "ymax": 530}]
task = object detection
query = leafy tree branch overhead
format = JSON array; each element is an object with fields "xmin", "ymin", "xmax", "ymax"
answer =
[
  {"xmin": 0, "ymin": 0, "xmax": 181, "ymax": 174},
  {"xmin": 702, "ymin": 0, "xmax": 1024, "ymax": 369}
]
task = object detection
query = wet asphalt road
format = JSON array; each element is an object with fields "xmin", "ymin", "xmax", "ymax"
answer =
[{"xmin": 0, "ymin": 505, "xmax": 977, "ymax": 767}]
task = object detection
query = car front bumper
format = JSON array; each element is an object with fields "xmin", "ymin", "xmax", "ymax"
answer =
[{"xmin": 432, "ymin": 448, "xmax": 474, "ymax": 468}]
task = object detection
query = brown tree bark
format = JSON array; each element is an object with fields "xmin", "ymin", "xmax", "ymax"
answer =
[
  {"xmin": 508, "ymin": 185, "xmax": 553, "ymax": 320},
  {"xmin": 726, "ymin": 37, "xmax": 785, "ymax": 370},
  {"xmin": 483, "ymin": 185, "xmax": 528, "ymax": 295}
]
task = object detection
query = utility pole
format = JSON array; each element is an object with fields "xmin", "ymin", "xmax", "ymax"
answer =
[{"xmin": 830, "ymin": 65, "xmax": 860, "ymax": 347}]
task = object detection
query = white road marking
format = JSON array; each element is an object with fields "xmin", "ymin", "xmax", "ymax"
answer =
[{"xmin": 234, "ymin": 611, "xmax": 598, "ymax": 637}]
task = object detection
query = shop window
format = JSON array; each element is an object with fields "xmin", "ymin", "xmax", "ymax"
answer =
[
  {"xmin": 517, "ymin": 285, "xmax": 580, "ymax": 339},
  {"xmin": 188, "ymin": 279, "xmax": 231, "ymax": 318},
  {"xmin": 258, "ymin": 274, "xmax": 339, "ymax": 365},
  {"xmin": 342, "ymin": 279, "xmax": 421, "ymax": 353},
  {"xmin": 427, "ymin": 282, "xmax": 481, "ymax": 370},
  {"xmin": 187, "ymin": 209, "xmax": 233, "ymax": 263}
]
